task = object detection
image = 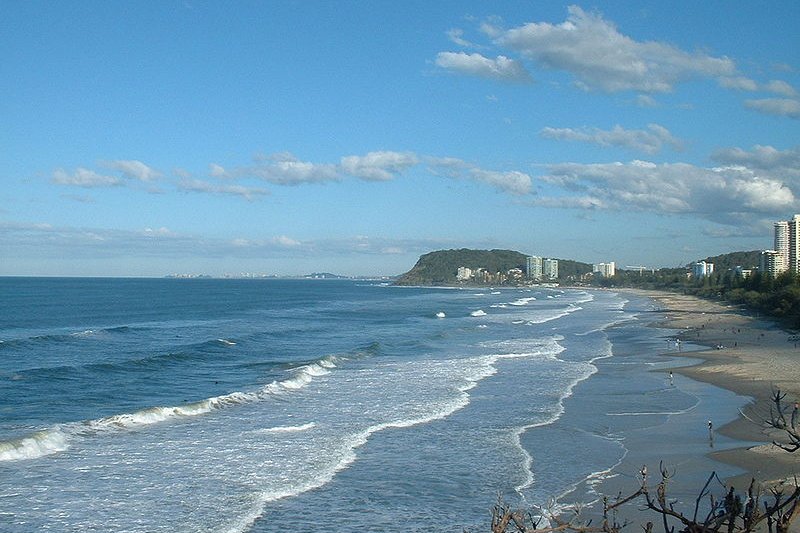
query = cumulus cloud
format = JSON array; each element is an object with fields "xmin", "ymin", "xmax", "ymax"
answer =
[
  {"xmin": 435, "ymin": 51, "xmax": 532, "ymax": 83},
  {"xmin": 340, "ymin": 151, "xmax": 419, "ymax": 181},
  {"xmin": 228, "ymin": 153, "xmax": 339, "ymax": 185},
  {"xmin": 745, "ymin": 98, "xmax": 800, "ymax": 119},
  {"xmin": 103, "ymin": 160, "xmax": 160, "ymax": 181},
  {"xmin": 470, "ymin": 169, "xmax": 532, "ymax": 195},
  {"xmin": 537, "ymin": 159, "xmax": 795, "ymax": 225},
  {"xmin": 426, "ymin": 156, "xmax": 532, "ymax": 195},
  {"xmin": 492, "ymin": 5, "xmax": 735, "ymax": 93},
  {"xmin": 52, "ymin": 168, "xmax": 121, "ymax": 188},
  {"xmin": 718, "ymin": 77, "xmax": 798, "ymax": 99},
  {"xmin": 711, "ymin": 144, "xmax": 800, "ymax": 180},
  {"xmin": 177, "ymin": 178, "xmax": 268, "ymax": 200},
  {"xmin": 540, "ymin": 123, "xmax": 683, "ymax": 154}
]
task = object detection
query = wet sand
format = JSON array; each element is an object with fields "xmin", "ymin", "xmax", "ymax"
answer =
[{"xmin": 626, "ymin": 289, "xmax": 800, "ymax": 485}]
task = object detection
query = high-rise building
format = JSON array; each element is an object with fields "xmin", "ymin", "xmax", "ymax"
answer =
[
  {"xmin": 593, "ymin": 262, "xmax": 616, "ymax": 278},
  {"xmin": 761, "ymin": 250, "xmax": 784, "ymax": 278},
  {"xmin": 543, "ymin": 258, "xmax": 558, "ymax": 280},
  {"xmin": 456, "ymin": 267, "xmax": 472, "ymax": 281},
  {"xmin": 788, "ymin": 215, "xmax": 800, "ymax": 273},
  {"xmin": 526, "ymin": 256, "xmax": 542, "ymax": 281},
  {"xmin": 693, "ymin": 261, "xmax": 714, "ymax": 278},
  {"xmin": 774, "ymin": 220, "xmax": 789, "ymax": 273}
]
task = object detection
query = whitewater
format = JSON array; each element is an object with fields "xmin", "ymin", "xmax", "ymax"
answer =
[{"xmin": 0, "ymin": 278, "xmax": 748, "ymax": 532}]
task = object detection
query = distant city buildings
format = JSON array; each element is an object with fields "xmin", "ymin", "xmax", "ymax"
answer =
[
  {"xmin": 456, "ymin": 267, "xmax": 473, "ymax": 281},
  {"xmin": 592, "ymin": 262, "xmax": 616, "ymax": 278},
  {"xmin": 693, "ymin": 261, "xmax": 715, "ymax": 278}
]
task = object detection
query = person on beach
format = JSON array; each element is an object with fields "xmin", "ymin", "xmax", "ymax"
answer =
[
  {"xmin": 708, "ymin": 420, "xmax": 714, "ymax": 444},
  {"xmin": 669, "ymin": 371, "xmax": 674, "ymax": 386}
]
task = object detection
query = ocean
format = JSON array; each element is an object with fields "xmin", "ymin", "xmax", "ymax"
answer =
[{"xmin": 0, "ymin": 278, "xmax": 749, "ymax": 532}]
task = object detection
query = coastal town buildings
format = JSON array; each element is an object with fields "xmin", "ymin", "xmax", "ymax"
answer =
[
  {"xmin": 693, "ymin": 261, "xmax": 715, "ymax": 278},
  {"xmin": 592, "ymin": 262, "xmax": 616, "ymax": 278},
  {"xmin": 456, "ymin": 267, "xmax": 472, "ymax": 281}
]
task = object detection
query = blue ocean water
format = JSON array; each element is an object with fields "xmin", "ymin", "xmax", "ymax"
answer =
[{"xmin": 0, "ymin": 279, "xmax": 748, "ymax": 532}]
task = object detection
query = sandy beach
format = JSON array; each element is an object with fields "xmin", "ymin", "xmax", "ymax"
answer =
[{"xmin": 627, "ymin": 289, "xmax": 800, "ymax": 486}]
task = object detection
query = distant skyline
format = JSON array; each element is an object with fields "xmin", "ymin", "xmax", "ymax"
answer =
[{"xmin": 2, "ymin": 2, "xmax": 799, "ymax": 277}]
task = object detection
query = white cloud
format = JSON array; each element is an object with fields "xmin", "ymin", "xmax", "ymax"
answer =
[
  {"xmin": 711, "ymin": 144, "xmax": 800, "ymax": 180},
  {"xmin": 540, "ymin": 123, "xmax": 683, "ymax": 154},
  {"xmin": 435, "ymin": 51, "xmax": 532, "ymax": 83},
  {"xmin": 635, "ymin": 95, "xmax": 658, "ymax": 108},
  {"xmin": 494, "ymin": 6, "xmax": 735, "ymax": 93},
  {"xmin": 271, "ymin": 235, "xmax": 301, "ymax": 247},
  {"xmin": 427, "ymin": 157, "xmax": 532, "ymax": 195},
  {"xmin": 209, "ymin": 163, "xmax": 228, "ymax": 178},
  {"xmin": 177, "ymin": 178, "xmax": 269, "ymax": 200},
  {"xmin": 470, "ymin": 169, "xmax": 532, "ymax": 195},
  {"xmin": 103, "ymin": 160, "xmax": 160, "ymax": 181},
  {"xmin": 340, "ymin": 151, "xmax": 419, "ymax": 181},
  {"xmin": 744, "ymin": 98, "xmax": 800, "ymax": 119},
  {"xmin": 718, "ymin": 77, "xmax": 797, "ymax": 98},
  {"xmin": 446, "ymin": 28, "xmax": 472, "ymax": 47},
  {"xmin": 718, "ymin": 76, "xmax": 759, "ymax": 91},
  {"xmin": 538, "ymin": 159, "xmax": 795, "ymax": 225},
  {"xmin": 764, "ymin": 80, "xmax": 798, "ymax": 97},
  {"xmin": 52, "ymin": 168, "xmax": 121, "ymax": 188},
  {"xmin": 233, "ymin": 153, "xmax": 339, "ymax": 185}
]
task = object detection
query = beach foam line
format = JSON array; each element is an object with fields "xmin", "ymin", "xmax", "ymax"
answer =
[{"xmin": 0, "ymin": 355, "xmax": 342, "ymax": 462}]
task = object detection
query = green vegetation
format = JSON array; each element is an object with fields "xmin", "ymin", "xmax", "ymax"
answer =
[{"xmin": 394, "ymin": 249, "xmax": 592, "ymax": 286}]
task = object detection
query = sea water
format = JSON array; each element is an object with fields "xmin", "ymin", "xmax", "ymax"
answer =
[{"xmin": 0, "ymin": 279, "xmax": 748, "ymax": 532}]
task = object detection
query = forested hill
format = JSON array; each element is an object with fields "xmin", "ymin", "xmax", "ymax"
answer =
[
  {"xmin": 697, "ymin": 250, "xmax": 761, "ymax": 271},
  {"xmin": 394, "ymin": 249, "xmax": 592, "ymax": 286}
]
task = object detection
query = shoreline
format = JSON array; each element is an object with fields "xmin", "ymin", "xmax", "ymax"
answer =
[{"xmin": 622, "ymin": 288, "xmax": 800, "ymax": 485}]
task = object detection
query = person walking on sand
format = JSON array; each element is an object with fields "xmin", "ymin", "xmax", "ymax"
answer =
[{"xmin": 669, "ymin": 371, "xmax": 674, "ymax": 386}]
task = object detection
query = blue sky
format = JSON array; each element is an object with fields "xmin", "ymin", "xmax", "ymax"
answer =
[{"xmin": 2, "ymin": 1, "xmax": 799, "ymax": 277}]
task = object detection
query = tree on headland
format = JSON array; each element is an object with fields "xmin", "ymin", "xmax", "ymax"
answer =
[{"xmin": 486, "ymin": 390, "xmax": 800, "ymax": 533}]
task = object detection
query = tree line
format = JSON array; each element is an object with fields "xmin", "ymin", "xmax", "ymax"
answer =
[{"xmin": 591, "ymin": 268, "xmax": 800, "ymax": 329}]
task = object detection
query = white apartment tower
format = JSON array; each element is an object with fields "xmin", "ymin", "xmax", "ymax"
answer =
[
  {"xmin": 593, "ymin": 262, "xmax": 616, "ymax": 278},
  {"xmin": 760, "ymin": 251, "xmax": 784, "ymax": 278},
  {"xmin": 543, "ymin": 259, "xmax": 559, "ymax": 281},
  {"xmin": 788, "ymin": 215, "xmax": 800, "ymax": 273},
  {"xmin": 693, "ymin": 261, "xmax": 714, "ymax": 278},
  {"xmin": 774, "ymin": 220, "xmax": 789, "ymax": 272},
  {"xmin": 526, "ymin": 256, "xmax": 542, "ymax": 281}
]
